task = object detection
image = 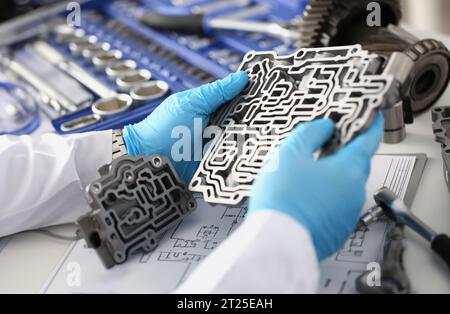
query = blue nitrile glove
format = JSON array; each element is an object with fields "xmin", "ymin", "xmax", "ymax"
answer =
[
  {"xmin": 123, "ymin": 71, "xmax": 249, "ymax": 183},
  {"xmin": 248, "ymin": 113, "xmax": 385, "ymax": 261}
]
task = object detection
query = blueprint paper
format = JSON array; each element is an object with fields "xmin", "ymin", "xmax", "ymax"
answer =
[
  {"xmin": 320, "ymin": 154, "xmax": 416, "ymax": 293},
  {"xmin": 41, "ymin": 155, "xmax": 416, "ymax": 294}
]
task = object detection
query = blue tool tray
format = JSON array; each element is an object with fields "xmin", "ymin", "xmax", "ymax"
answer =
[{"xmin": 51, "ymin": 0, "xmax": 308, "ymax": 134}]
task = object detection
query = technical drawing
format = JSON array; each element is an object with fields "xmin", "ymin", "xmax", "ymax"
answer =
[
  {"xmin": 318, "ymin": 156, "xmax": 415, "ymax": 293},
  {"xmin": 41, "ymin": 156, "xmax": 420, "ymax": 294},
  {"xmin": 136, "ymin": 196, "xmax": 248, "ymax": 284}
]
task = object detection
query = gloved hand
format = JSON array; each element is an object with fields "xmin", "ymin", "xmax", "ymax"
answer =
[
  {"xmin": 123, "ymin": 72, "xmax": 248, "ymax": 183},
  {"xmin": 248, "ymin": 113, "xmax": 385, "ymax": 261}
]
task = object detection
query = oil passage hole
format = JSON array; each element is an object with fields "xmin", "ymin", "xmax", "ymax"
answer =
[
  {"xmin": 415, "ymin": 69, "xmax": 437, "ymax": 96},
  {"xmin": 89, "ymin": 232, "xmax": 101, "ymax": 249}
]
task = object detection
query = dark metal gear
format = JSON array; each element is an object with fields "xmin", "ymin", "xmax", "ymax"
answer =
[
  {"xmin": 295, "ymin": 0, "xmax": 402, "ymax": 49},
  {"xmin": 295, "ymin": 0, "xmax": 450, "ymax": 115}
]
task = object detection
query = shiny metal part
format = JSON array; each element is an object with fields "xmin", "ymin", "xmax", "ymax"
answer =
[
  {"xmin": 69, "ymin": 35, "xmax": 98, "ymax": 56},
  {"xmin": 190, "ymin": 45, "xmax": 396, "ymax": 205},
  {"xmin": 2, "ymin": 56, "xmax": 77, "ymax": 113},
  {"xmin": 91, "ymin": 94, "xmax": 133, "ymax": 117},
  {"xmin": 81, "ymin": 42, "xmax": 111, "ymax": 60},
  {"xmin": 382, "ymin": 101, "xmax": 406, "ymax": 144},
  {"xmin": 92, "ymin": 49, "xmax": 123, "ymax": 72},
  {"xmin": 30, "ymin": 41, "xmax": 115, "ymax": 99},
  {"xmin": 208, "ymin": 18, "xmax": 299, "ymax": 41},
  {"xmin": 105, "ymin": 60, "xmax": 137, "ymax": 80},
  {"xmin": 191, "ymin": 0, "xmax": 251, "ymax": 14},
  {"xmin": 374, "ymin": 188, "xmax": 437, "ymax": 242},
  {"xmin": 130, "ymin": 80, "xmax": 170, "ymax": 105},
  {"xmin": 115, "ymin": 69, "xmax": 152, "ymax": 92},
  {"xmin": 60, "ymin": 113, "xmax": 101, "ymax": 132},
  {"xmin": 53, "ymin": 24, "xmax": 86, "ymax": 43}
]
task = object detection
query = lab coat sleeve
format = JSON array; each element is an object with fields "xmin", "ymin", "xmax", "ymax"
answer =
[
  {"xmin": 0, "ymin": 131, "xmax": 112, "ymax": 238},
  {"xmin": 176, "ymin": 210, "xmax": 320, "ymax": 294}
]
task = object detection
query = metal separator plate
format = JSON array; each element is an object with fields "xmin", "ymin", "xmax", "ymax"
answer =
[
  {"xmin": 190, "ymin": 45, "xmax": 397, "ymax": 205},
  {"xmin": 432, "ymin": 106, "xmax": 450, "ymax": 193},
  {"xmin": 77, "ymin": 155, "xmax": 197, "ymax": 269}
]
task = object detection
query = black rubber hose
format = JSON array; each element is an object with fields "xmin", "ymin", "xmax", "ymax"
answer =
[{"xmin": 431, "ymin": 234, "xmax": 450, "ymax": 271}]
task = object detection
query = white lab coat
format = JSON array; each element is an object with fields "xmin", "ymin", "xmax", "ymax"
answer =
[{"xmin": 0, "ymin": 131, "xmax": 320, "ymax": 293}]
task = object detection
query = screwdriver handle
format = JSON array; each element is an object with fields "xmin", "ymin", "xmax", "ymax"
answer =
[
  {"xmin": 431, "ymin": 234, "xmax": 450, "ymax": 271},
  {"xmin": 139, "ymin": 12, "xmax": 206, "ymax": 34}
]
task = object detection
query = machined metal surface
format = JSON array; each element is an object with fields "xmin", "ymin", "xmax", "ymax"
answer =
[
  {"xmin": 91, "ymin": 94, "xmax": 133, "ymax": 117},
  {"xmin": 190, "ymin": 45, "xmax": 396, "ymax": 205},
  {"xmin": 30, "ymin": 40, "xmax": 115, "ymax": 99},
  {"xmin": 115, "ymin": 69, "xmax": 152, "ymax": 92},
  {"xmin": 53, "ymin": 24, "xmax": 86, "ymax": 43},
  {"xmin": 382, "ymin": 101, "xmax": 406, "ymax": 144},
  {"xmin": 105, "ymin": 60, "xmax": 137, "ymax": 80},
  {"xmin": 92, "ymin": 49, "xmax": 123, "ymax": 72},
  {"xmin": 374, "ymin": 187, "xmax": 437, "ymax": 242},
  {"xmin": 60, "ymin": 114, "xmax": 101, "ymax": 132},
  {"xmin": 69, "ymin": 35, "xmax": 98, "ymax": 57},
  {"xmin": 81, "ymin": 42, "xmax": 111, "ymax": 60},
  {"xmin": 130, "ymin": 80, "xmax": 170, "ymax": 105},
  {"xmin": 77, "ymin": 155, "xmax": 197, "ymax": 268},
  {"xmin": 432, "ymin": 106, "xmax": 450, "ymax": 193}
]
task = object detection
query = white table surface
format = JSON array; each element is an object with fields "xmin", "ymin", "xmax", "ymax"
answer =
[{"xmin": 0, "ymin": 28, "xmax": 450, "ymax": 294}]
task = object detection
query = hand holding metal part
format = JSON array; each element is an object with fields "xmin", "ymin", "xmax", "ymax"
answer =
[
  {"xmin": 122, "ymin": 71, "xmax": 249, "ymax": 183},
  {"xmin": 190, "ymin": 45, "xmax": 397, "ymax": 205}
]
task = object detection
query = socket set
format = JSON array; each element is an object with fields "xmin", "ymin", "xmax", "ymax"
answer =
[
  {"xmin": 48, "ymin": 12, "xmax": 219, "ymax": 134},
  {"xmin": 77, "ymin": 154, "xmax": 197, "ymax": 268},
  {"xmin": 432, "ymin": 106, "xmax": 450, "ymax": 193},
  {"xmin": 104, "ymin": 0, "xmax": 307, "ymax": 77},
  {"xmin": 1, "ymin": 0, "xmax": 309, "ymax": 135},
  {"xmin": 190, "ymin": 45, "xmax": 397, "ymax": 205}
]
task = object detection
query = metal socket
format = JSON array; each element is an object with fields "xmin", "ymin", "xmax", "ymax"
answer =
[
  {"xmin": 105, "ymin": 60, "xmax": 137, "ymax": 80},
  {"xmin": 115, "ymin": 69, "xmax": 152, "ymax": 92},
  {"xmin": 92, "ymin": 50, "xmax": 123, "ymax": 72},
  {"xmin": 130, "ymin": 80, "xmax": 170, "ymax": 105},
  {"xmin": 53, "ymin": 25, "xmax": 85, "ymax": 43},
  {"xmin": 81, "ymin": 42, "xmax": 111, "ymax": 60},
  {"xmin": 60, "ymin": 114, "xmax": 101, "ymax": 132},
  {"xmin": 69, "ymin": 35, "xmax": 98, "ymax": 56},
  {"xmin": 91, "ymin": 94, "xmax": 133, "ymax": 117}
]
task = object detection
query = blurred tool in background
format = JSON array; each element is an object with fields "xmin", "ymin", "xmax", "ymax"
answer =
[
  {"xmin": 0, "ymin": 0, "xmax": 55, "ymax": 22},
  {"xmin": 402, "ymin": 0, "xmax": 450, "ymax": 36},
  {"xmin": 0, "ymin": 0, "xmax": 449, "ymax": 145},
  {"xmin": 0, "ymin": 81, "xmax": 40, "ymax": 135},
  {"xmin": 292, "ymin": 0, "xmax": 450, "ymax": 144}
]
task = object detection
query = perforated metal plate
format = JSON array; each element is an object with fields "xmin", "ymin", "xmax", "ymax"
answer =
[
  {"xmin": 77, "ymin": 155, "xmax": 196, "ymax": 269},
  {"xmin": 190, "ymin": 45, "xmax": 397, "ymax": 205},
  {"xmin": 432, "ymin": 106, "xmax": 450, "ymax": 193}
]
